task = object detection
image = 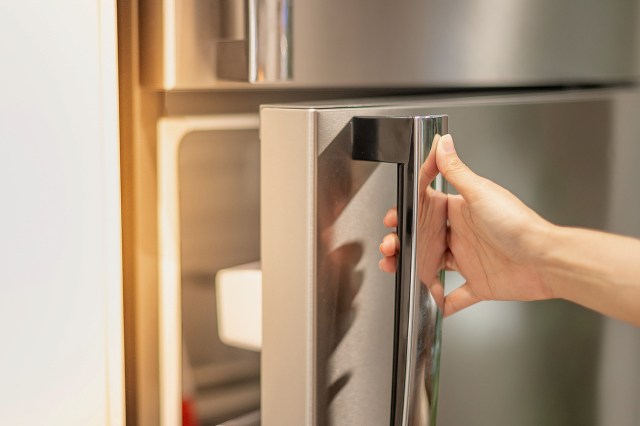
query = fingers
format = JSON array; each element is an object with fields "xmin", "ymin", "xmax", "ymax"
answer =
[
  {"xmin": 379, "ymin": 233, "xmax": 399, "ymax": 273},
  {"xmin": 436, "ymin": 134, "xmax": 485, "ymax": 204},
  {"xmin": 381, "ymin": 209, "xmax": 399, "ymax": 273},
  {"xmin": 383, "ymin": 207, "xmax": 397, "ymax": 228},
  {"xmin": 378, "ymin": 255, "xmax": 397, "ymax": 273},
  {"xmin": 379, "ymin": 233, "xmax": 400, "ymax": 256},
  {"xmin": 443, "ymin": 282, "xmax": 481, "ymax": 317}
]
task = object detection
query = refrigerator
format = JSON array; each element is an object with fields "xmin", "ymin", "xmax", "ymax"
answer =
[
  {"xmin": 260, "ymin": 90, "xmax": 640, "ymax": 425},
  {"xmin": 129, "ymin": 0, "xmax": 640, "ymax": 425}
]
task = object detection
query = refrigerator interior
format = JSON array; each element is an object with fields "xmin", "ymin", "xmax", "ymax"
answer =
[{"xmin": 178, "ymin": 128, "xmax": 261, "ymax": 425}]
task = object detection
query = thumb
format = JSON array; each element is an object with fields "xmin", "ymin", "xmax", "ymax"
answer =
[{"xmin": 436, "ymin": 134, "xmax": 484, "ymax": 202}]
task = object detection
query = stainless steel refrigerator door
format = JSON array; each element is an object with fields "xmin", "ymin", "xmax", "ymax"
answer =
[
  {"xmin": 141, "ymin": 0, "xmax": 639, "ymax": 89},
  {"xmin": 260, "ymin": 89, "xmax": 640, "ymax": 426},
  {"xmin": 227, "ymin": 0, "xmax": 639, "ymax": 86}
]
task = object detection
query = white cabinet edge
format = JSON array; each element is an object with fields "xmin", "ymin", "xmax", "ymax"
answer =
[{"xmin": 99, "ymin": 0, "xmax": 125, "ymax": 424}]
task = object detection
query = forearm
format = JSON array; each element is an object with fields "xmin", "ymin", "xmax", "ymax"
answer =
[{"xmin": 541, "ymin": 225, "xmax": 640, "ymax": 326}]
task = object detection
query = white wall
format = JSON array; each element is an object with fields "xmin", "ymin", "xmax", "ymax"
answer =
[{"xmin": 0, "ymin": 1, "xmax": 123, "ymax": 425}]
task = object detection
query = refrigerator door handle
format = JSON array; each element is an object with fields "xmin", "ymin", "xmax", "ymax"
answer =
[
  {"xmin": 217, "ymin": 0, "xmax": 293, "ymax": 83},
  {"xmin": 352, "ymin": 115, "xmax": 448, "ymax": 425}
]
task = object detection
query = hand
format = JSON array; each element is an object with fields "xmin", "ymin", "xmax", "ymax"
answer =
[
  {"xmin": 380, "ymin": 134, "xmax": 555, "ymax": 317},
  {"xmin": 379, "ymin": 134, "xmax": 449, "ymax": 309}
]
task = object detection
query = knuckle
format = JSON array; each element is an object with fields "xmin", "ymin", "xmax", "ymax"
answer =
[{"xmin": 444, "ymin": 157, "xmax": 467, "ymax": 176}]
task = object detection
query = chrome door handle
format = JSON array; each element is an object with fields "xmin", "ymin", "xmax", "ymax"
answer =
[
  {"xmin": 352, "ymin": 115, "xmax": 448, "ymax": 425},
  {"xmin": 217, "ymin": 0, "xmax": 293, "ymax": 83}
]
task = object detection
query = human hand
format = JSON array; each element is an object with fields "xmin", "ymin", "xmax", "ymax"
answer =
[{"xmin": 379, "ymin": 134, "xmax": 555, "ymax": 317}]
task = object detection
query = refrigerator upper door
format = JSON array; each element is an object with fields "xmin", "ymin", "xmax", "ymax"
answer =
[
  {"xmin": 142, "ymin": 0, "xmax": 639, "ymax": 89},
  {"xmin": 260, "ymin": 89, "xmax": 640, "ymax": 426}
]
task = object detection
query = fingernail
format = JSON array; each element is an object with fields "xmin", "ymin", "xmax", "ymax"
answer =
[
  {"xmin": 379, "ymin": 243, "xmax": 384, "ymax": 253},
  {"xmin": 378, "ymin": 259, "xmax": 384, "ymax": 270},
  {"xmin": 439, "ymin": 135, "xmax": 455, "ymax": 153}
]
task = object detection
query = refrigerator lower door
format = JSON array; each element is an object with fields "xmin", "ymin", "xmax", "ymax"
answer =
[{"xmin": 260, "ymin": 89, "xmax": 640, "ymax": 426}]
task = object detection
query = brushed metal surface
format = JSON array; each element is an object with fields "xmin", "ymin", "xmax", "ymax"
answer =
[
  {"xmin": 142, "ymin": 0, "xmax": 639, "ymax": 89},
  {"xmin": 261, "ymin": 89, "xmax": 640, "ymax": 425},
  {"xmin": 287, "ymin": 0, "xmax": 638, "ymax": 87},
  {"xmin": 247, "ymin": 0, "xmax": 292, "ymax": 82},
  {"xmin": 217, "ymin": 0, "xmax": 292, "ymax": 82}
]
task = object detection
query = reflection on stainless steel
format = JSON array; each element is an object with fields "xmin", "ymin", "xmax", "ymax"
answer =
[
  {"xmin": 217, "ymin": 0, "xmax": 293, "ymax": 82},
  {"xmin": 406, "ymin": 124, "xmax": 448, "ymax": 426},
  {"xmin": 351, "ymin": 116, "xmax": 448, "ymax": 425},
  {"xmin": 315, "ymin": 121, "xmax": 377, "ymax": 426},
  {"xmin": 248, "ymin": 0, "xmax": 292, "ymax": 82}
]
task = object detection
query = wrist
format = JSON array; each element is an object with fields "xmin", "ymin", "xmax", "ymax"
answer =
[
  {"xmin": 537, "ymin": 223, "xmax": 579, "ymax": 300},
  {"xmin": 528, "ymin": 220, "xmax": 563, "ymax": 299}
]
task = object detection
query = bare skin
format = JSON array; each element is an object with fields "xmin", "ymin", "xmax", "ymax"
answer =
[{"xmin": 379, "ymin": 134, "xmax": 640, "ymax": 327}]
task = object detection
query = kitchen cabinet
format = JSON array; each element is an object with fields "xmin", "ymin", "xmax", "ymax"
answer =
[{"xmin": 0, "ymin": 1, "xmax": 123, "ymax": 425}]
